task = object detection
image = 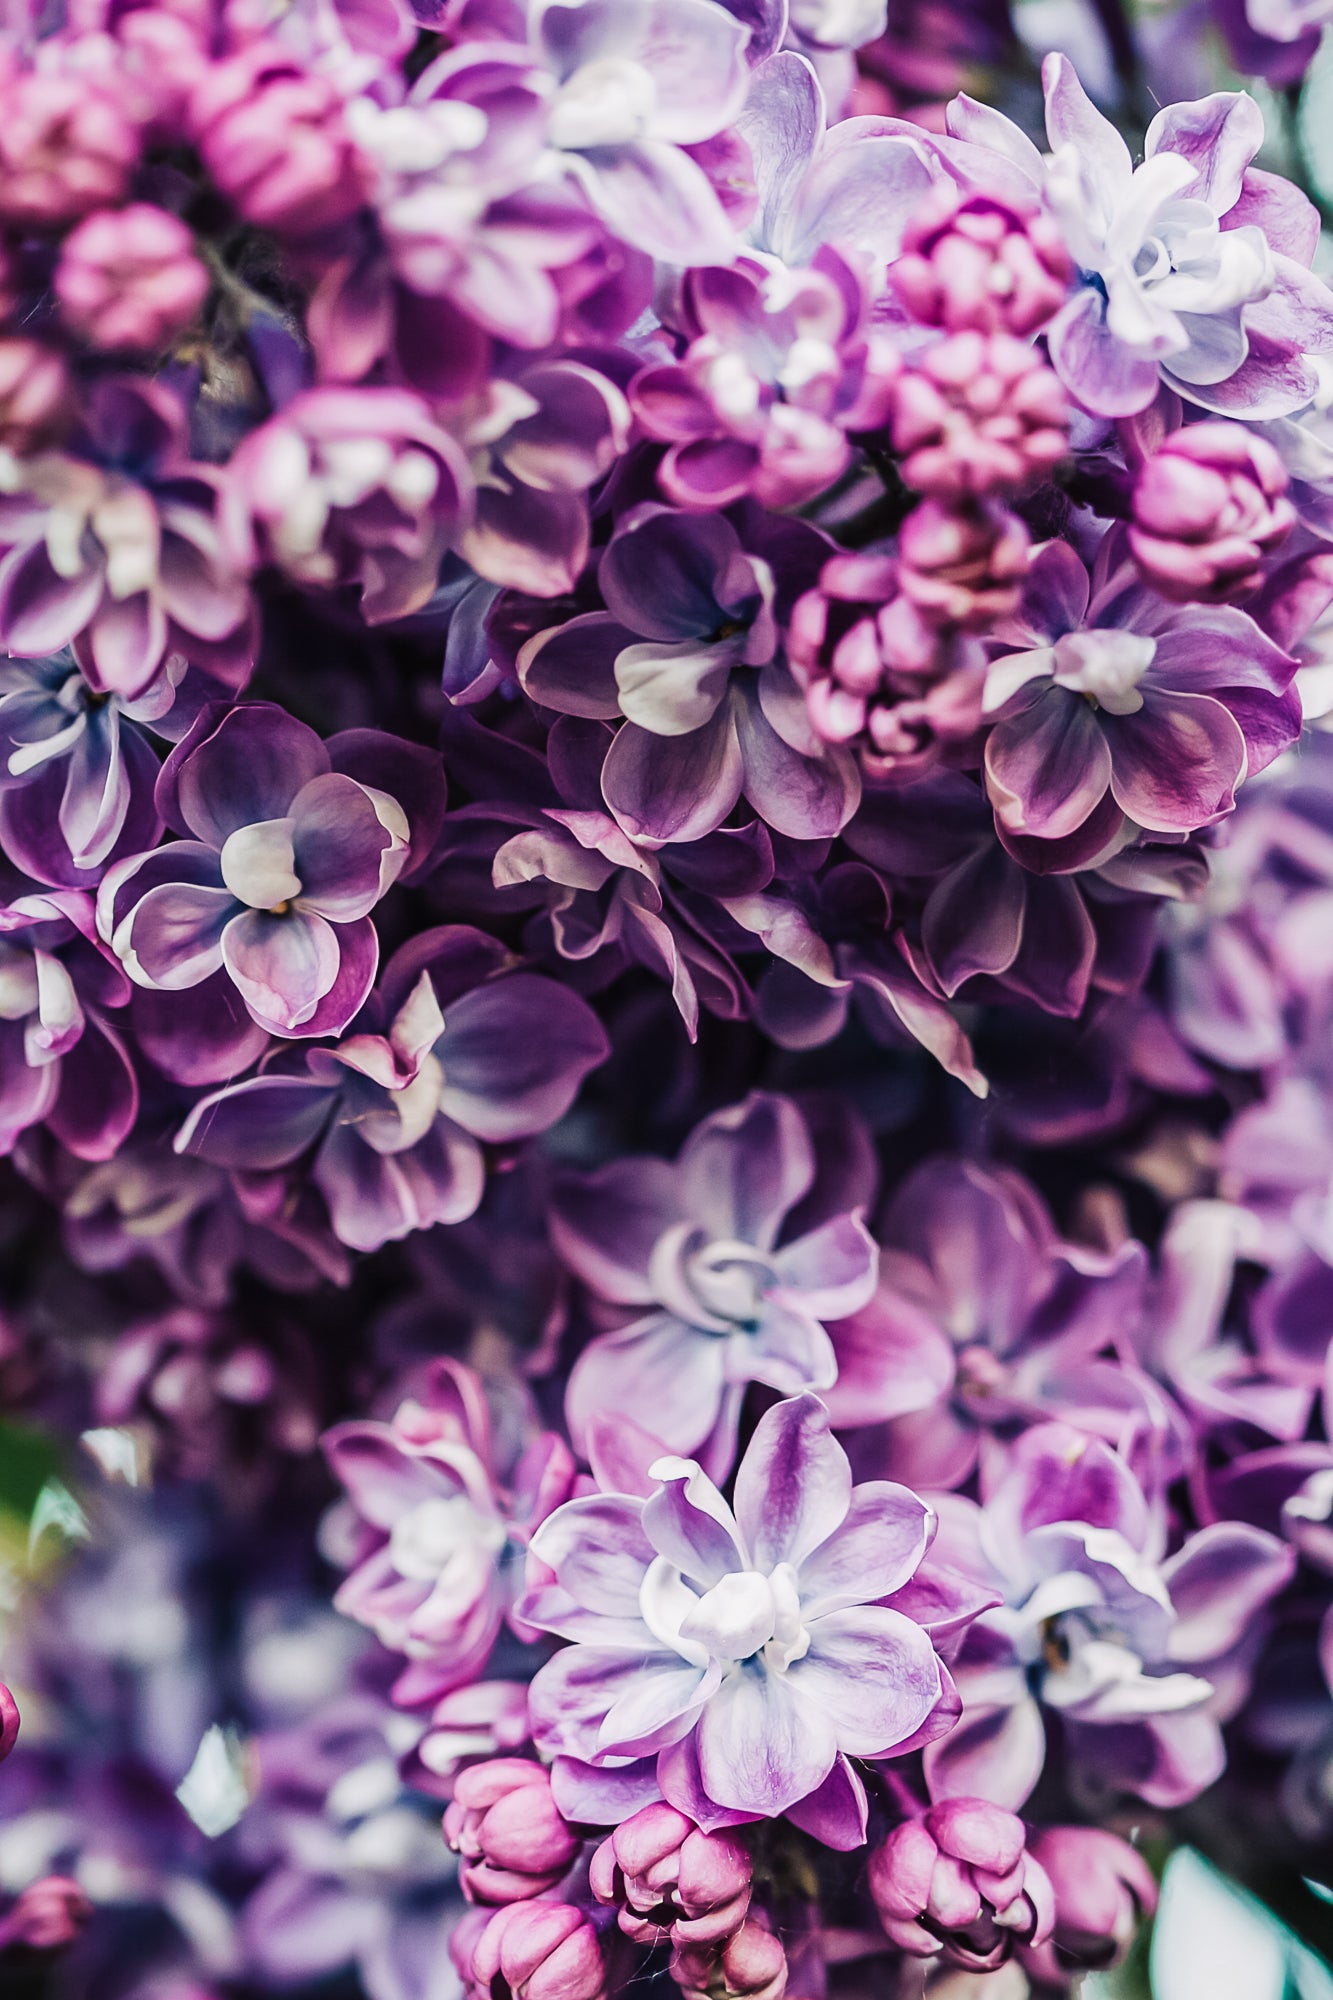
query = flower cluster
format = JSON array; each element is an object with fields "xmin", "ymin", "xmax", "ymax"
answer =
[{"xmin": 0, "ymin": 0, "xmax": 1331, "ymax": 1997}]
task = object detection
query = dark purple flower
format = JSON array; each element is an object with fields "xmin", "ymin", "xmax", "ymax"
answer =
[
  {"xmin": 552, "ymin": 1091, "xmax": 878, "ymax": 1466},
  {"xmin": 173, "ymin": 923, "xmax": 608, "ymax": 1250},
  {"xmin": 518, "ymin": 505, "xmax": 860, "ymax": 844},
  {"xmin": 981, "ymin": 533, "xmax": 1300, "ymax": 869},
  {"xmin": 99, "ymin": 703, "xmax": 429, "ymax": 1040},
  {"xmin": 523, "ymin": 1394, "xmax": 959, "ymax": 1848}
]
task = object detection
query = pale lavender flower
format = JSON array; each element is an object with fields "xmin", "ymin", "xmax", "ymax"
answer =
[
  {"xmin": 523, "ymin": 1394, "xmax": 959, "ymax": 1849},
  {"xmin": 925, "ymin": 1423, "xmax": 1294, "ymax": 1810},
  {"xmin": 552, "ymin": 1091, "xmax": 878, "ymax": 1467},
  {"xmin": 322, "ymin": 1359, "xmax": 575, "ymax": 1707}
]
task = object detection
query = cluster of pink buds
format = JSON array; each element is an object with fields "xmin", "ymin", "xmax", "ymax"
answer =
[
  {"xmin": 455, "ymin": 1900, "xmax": 607, "ymax": 2000},
  {"xmin": 1128, "ymin": 419, "xmax": 1296, "ymax": 602},
  {"xmin": 590, "ymin": 1804, "xmax": 752, "ymax": 1946},
  {"xmin": 445, "ymin": 1759, "xmax": 581, "ymax": 1903},
  {"xmin": 885, "ymin": 330, "xmax": 1070, "ymax": 500},
  {"xmin": 868, "ymin": 1800, "xmax": 1055, "ymax": 1973},
  {"xmin": 889, "ymin": 190, "xmax": 1073, "ymax": 339},
  {"xmin": 671, "ymin": 1921, "xmax": 787, "ymax": 2000}
]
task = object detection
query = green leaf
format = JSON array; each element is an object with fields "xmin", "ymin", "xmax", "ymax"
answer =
[{"xmin": 1151, "ymin": 1849, "xmax": 1333, "ymax": 2000}]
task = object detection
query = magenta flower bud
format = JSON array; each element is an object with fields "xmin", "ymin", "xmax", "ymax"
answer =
[
  {"xmin": 897, "ymin": 498, "xmax": 1030, "ymax": 630},
  {"xmin": 465, "ymin": 1899, "xmax": 606, "ymax": 2000},
  {"xmin": 0, "ymin": 339, "xmax": 70, "ymax": 452},
  {"xmin": 590, "ymin": 1802, "xmax": 751, "ymax": 1946},
  {"xmin": 0, "ymin": 1683, "xmax": 17, "ymax": 1761},
  {"xmin": 0, "ymin": 1877, "xmax": 92, "ymax": 1952},
  {"xmin": 1019, "ymin": 1827, "xmax": 1157, "ymax": 1982},
  {"xmin": 1129, "ymin": 420, "xmax": 1295, "ymax": 603},
  {"xmin": 0, "ymin": 72, "xmax": 137, "ymax": 226},
  {"xmin": 889, "ymin": 190, "xmax": 1073, "ymax": 338},
  {"xmin": 670, "ymin": 1919, "xmax": 787, "ymax": 2000},
  {"xmin": 192, "ymin": 44, "xmax": 371, "ymax": 237},
  {"xmin": 868, "ymin": 1800, "xmax": 1054, "ymax": 1974},
  {"xmin": 888, "ymin": 331, "xmax": 1069, "ymax": 500},
  {"xmin": 56, "ymin": 204, "xmax": 209, "ymax": 353},
  {"xmin": 445, "ymin": 1759, "xmax": 580, "ymax": 1904}
]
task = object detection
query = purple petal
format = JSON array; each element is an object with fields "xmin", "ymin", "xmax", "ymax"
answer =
[
  {"xmin": 680, "ymin": 1092, "xmax": 815, "ymax": 1251},
  {"xmin": 549, "ymin": 1157, "xmax": 685, "ymax": 1304},
  {"xmin": 733, "ymin": 1393, "xmax": 851, "ymax": 1573},
  {"xmin": 175, "ymin": 1072, "xmax": 338, "ymax": 1168},
  {"xmin": 168, "ymin": 703, "xmax": 327, "ymax": 846},
  {"xmin": 1102, "ymin": 690, "xmax": 1245, "ymax": 833},
  {"xmin": 221, "ymin": 908, "xmax": 341, "ymax": 1033},
  {"xmin": 602, "ymin": 707, "xmax": 745, "ymax": 846},
  {"xmin": 436, "ymin": 973, "xmax": 608, "ymax": 1140},
  {"xmin": 1144, "ymin": 91, "xmax": 1263, "ymax": 212},
  {"xmin": 1162, "ymin": 1523, "xmax": 1295, "ymax": 1664},
  {"xmin": 695, "ymin": 1660, "xmax": 837, "ymax": 1816},
  {"xmin": 117, "ymin": 879, "xmax": 235, "ymax": 989},
  {"xmin": 985, "ymin": 690, "xmax": 1113, "ymax": 842},
  {"xmin": 789, "ymin": 1604, "xmax": 942, "ymax": 1756},
  {"xmin": 291, "ymin": 773, "xmax": 405, "ymax": 919},
  {"xmin": 797, "ymin": 1484, "xmax": 934, "ymax": 1617},
  {"xmin": 565, "ymin": 1313, "xmax": 728, "ymax": 1459},
  {"xmin": 771, "ymin": 1212, "xmax": 878, "ymax": 1318}
]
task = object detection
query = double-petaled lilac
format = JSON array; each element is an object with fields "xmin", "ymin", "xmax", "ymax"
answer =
[
  {"xmin": 224, "ymin": 388, "xmax": 473, "ymax": 625},
  {"xmin": 98, "ymin": 703, "xmax": 416, "ymax": 1039},
  {"xmin": 1129, "ymin": 421, "xmax": 1295, "ymax": 603},
  {"xmin": 517, "ymin": 504, "xmax": 860, "ymax": 845},
  {"xmin": 552, "ymin": 1091, "xmax": 878, "ymax": 1466},
  {"xmin": 948, "ymin": 59, "xmax": 1333, "ymax": 418},
  {"xmin": 0, "ymin": 377, "xmax": 255, "ymax": 701},
  {"xmin": 867, "ymin": 1798, "xmax": 1054, "ymax": 1971},
  {"xmin": 322, "ymin": 1359, "xmax": 575, "ymax": 1707},
  {"xmin": 523, "ymin": 1395, "xmax": 958, "ymax": 1848},
  {"xmin": 630, "ymin": 250, "xmax": 898, "ymax": 513},
  {"xmin": 981, "ymin": 534, "xmax": 1300, "ymax": 870},
  {"xmin": 925, "ymin": 1424, "xmax": 1294, "ymax": 1810},
  {"xmin": 0, "ymin": 889, "xmax": 137, "ymax": 1162},
  {"xmin": 173, "ymin": 923, "xmax": 609, "ymax": 1250}
]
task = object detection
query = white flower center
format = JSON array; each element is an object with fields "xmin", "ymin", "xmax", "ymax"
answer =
[
  {"xmin": 1051, "ymin": 629, "xmax": 1157, "ymax": 714},
  {"xmin": 548, "ymin": 58, "xmax": 656, "ymax": 151},
  {"xmin": 388, "ymin": 1494, "xmax": 505, "ymax": 1582},
  {"xmin": 641, "ymin": 1557, "xmax": 810, "ymax": 1671}
]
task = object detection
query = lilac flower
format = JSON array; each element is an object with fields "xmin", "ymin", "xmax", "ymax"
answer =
[
  {"xmin": 981, "ymin": 534, "xmax": 1300, "ymax": 870},
  {"xmin": 0, "ymin": 67, "xmax": 137, "ymax": 226},
  {"xmin": 458, "ymin": 1898, "xmax": 607, "ymax": 2000},
  {"xmin": 589, "ymin": 1802, "xmax": 752, "ymax": 1944},
  {"xmin": 224, "ymin": 388, "xmax": 473, "ymax": 624},
  {"xmin": 867, "ymin": 1798, "xmax": 1054, "ymax": 1971},
  {"xmin": 445, "ymin": 1759, "xmax": 580, "ymax": 1903},
  {"xmin": 1128, "ymin": 420, "xmax": 1295, "ymax": 604},
  {"xmin": 948, "ymin": 59, "xmax": 1333, "ymax": 418},
  {"xmin": 630, "ymin": 250, "xmax": 898, "ymax": 512},
  {"xmin": 0, "ymin": 379, "xmax": 255, "ymax": 701},
  {"xmin": 518, "ymin": 504, "xmax": 860, "ymax": 844},
  {"xmin": 825, "ymin": 1156, "xmax": 1165, "ymax": 1494},
  {"xmin": 191, "ymin": 42, "xmax": 373, "ymax": 237},
  {"xmin": 523, "ymin": 1394, "xmax": 959, "ymax": 1847},
  {"xmin": 926, "ymin": 1424, "xmax": 1294, "ymax": 1810},
  {"xmin": 98, "ymin": 702, "xmax": 425, "ymax": 1040},
  {"xmin": 174, "ymin": 924, "xmax": 609, "ymax": 1250},
  {"xmin": 322, "ymin": 1359, "xmax": 575, "ymax": 1705},
  {"xmin": 0, "ymin": 889, "xmax": 137, "ymax": 1162},
  {"xmin": 532, "ymin": 0, "xmax": 755, "ymax": 264},
  {"xmin": 552, "ymin": 1092, "xmax": 878, "ymax": 1466},
  {"xmin": 55, "ymin": 205, "xmax": 209, "ymax": 355}
]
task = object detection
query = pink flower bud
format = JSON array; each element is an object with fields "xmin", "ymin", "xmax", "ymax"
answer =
[
  {"xmin": 57, "ymin": 204, "xmax": 209, "ymax": 353},
  {"xmin": 897, "ymin": 498, "xmax": 1030, "ymax": 630},
  {"xmin": 0, "ymin": 72, "xmax": 137, "ymax": 226},
  {"xmin": 1019, "ymin": 1827, "xmax": 1156, "ymax": 1982},
  {"xmin": 192, "ymin": 44, "xmax": 372, "ymax": 237},
  {"xmin": 869, "ymin": 1800, "xmax": 1054, "ymax": 1974},
  {"xmin": 890, "ymin": 190, "xmax": 1072, "ymax": 338},
  {"xmin": 464, "ymin": 1900, "xmax": 606, "ymax": 2000},
  {"xmin": 670, "ymin": 1919, "xmax": 787, "ymax": 2000},
  {"xmin": 0, "ymin": 340, "xmax": 69, "ymax": 453},
  {"xmin": 0, "ymin": 1877, "xmax": 92, "ymax": 1951},
  {"xmin": 1129, "ymin": 421, "xmax": 1294, "ymax": 604},
  {"xmin": 889, "ymin": 331, "xmax": 1069, "ymax": 500},
  {"xmin": 445, "ymin": 1760, "xmax": 580, "ymax": 1904},
  {"xmin": 590, "ymin": 1802, "xmax": 751, "ymax": 1946},
  {"xmin": 0, "ymin": 1684, "xmax": 17, "ymax": 1761}
]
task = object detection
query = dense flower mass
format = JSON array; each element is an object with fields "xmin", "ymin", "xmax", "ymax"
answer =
[{"xmin": 0, "ymin": 1, "xmax": 1332, "ymax": 1998}]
